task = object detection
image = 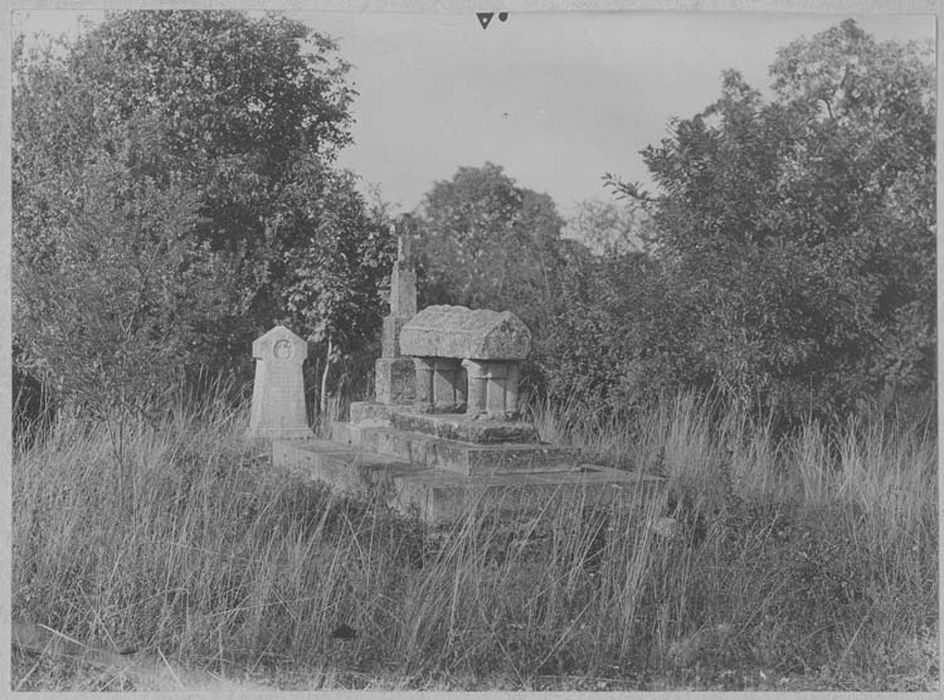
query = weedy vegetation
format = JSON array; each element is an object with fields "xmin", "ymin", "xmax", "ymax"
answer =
[{"xmin": 12, "ymin": 390, "xmax": 937, "ymax": 691}]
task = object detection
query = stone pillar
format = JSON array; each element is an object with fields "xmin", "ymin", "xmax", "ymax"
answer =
[
  {"xmin": 463, "ymin": 359, "xmax": 488, "ymax": 417},
  {"xmin": 483, "ymin": 361, "xmax": 509, "ymax": 419},
  {"xmin": 455, "ymin": 362, "xmax": 468, "ymax": 410},
  {"xmin": 432, "ymin": 358, "xmax": 464, "ymax": 412},
  {"xmin": 248, "ymin": 325, "xmax": 313, "ymax": 439},
  {"xmin": 389, "ymin": 234, "xmax": 417, "ymax": 319},
  {"xmin": 375, "ymin": 225, "xmax": 417, "ymax": 404},
  {"xmin": 413, "ymin": 357, "xmax": 435, "ymax": 411},
  {"xmin": 505, "ymin": 362, "xmax": 521, "ymax": 418}
]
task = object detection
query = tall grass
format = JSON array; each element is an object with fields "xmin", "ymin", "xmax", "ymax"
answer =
[
  {"xmin": 534, "ymin": 391, "xmax": 938, "ymax": 688},
  {"xmin": 12, "ymin": 390, "xmax": 938, "ymax": 690}
]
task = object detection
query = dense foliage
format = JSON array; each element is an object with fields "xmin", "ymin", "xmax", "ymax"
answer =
[
  {"xmin": 552, "ymin": 20, "xmax": 935, "ymax": 423},
  {"xmin": 12, "ymin": 15, "xmax": 933, "ymax": 430},
  {"xmin": 13, "ymin": 10, "xmax": 394, "ymax": 417}
]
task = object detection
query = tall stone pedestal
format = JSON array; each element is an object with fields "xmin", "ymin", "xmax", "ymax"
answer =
[
  {"xmin": 375, "ymin": 357, "xmax": 415, "ymax": 405},
  {"xmin": 375, "ymin": 227, "xmax": 416, "ymax": 405}
]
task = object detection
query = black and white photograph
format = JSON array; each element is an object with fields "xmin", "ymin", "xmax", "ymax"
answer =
[{"xmin": 8, "ymin": 1, "xmax": 939, "ymax": 692}]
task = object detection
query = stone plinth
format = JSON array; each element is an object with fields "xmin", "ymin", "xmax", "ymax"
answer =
[
  {"xmin": 381, "ymin": 316, "xmax": 409, "ymax": 358},
  {"xmin": 271, "ymin": 399, "xmax": 666, "ymax": 524},
  {"xmin": 375, "ymin": 357, "xmax": 415, "ymax": 405},
  {"xmin": 248, "ymin": 325, "xmax": 313, "ymax": 439},
  {"xmin": 380, "ymin": 405, "xmax": 539, "ymax": 444},
  {"xmin": 274, "ymin": 437, "xmax": 665, "ymax": 526}
]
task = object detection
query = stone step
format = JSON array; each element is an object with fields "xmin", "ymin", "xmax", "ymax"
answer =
[
  {"xmin": 393, "ymin": 464, "xmax": 666, "ymax": 525},
  {"xmin": 387, "ymin": 409, "xmax": 539, "ymax": 444},
  {"xmin": 350, "ymin": 426, "xmax": 579, "ymax": 477},
  {"xmin": 272, "ymin": 439, "xmax": 431, "ymax": 498},
  {"xmin": 272, "ymin": 438, "xmax": 666, "ymax": 526}
]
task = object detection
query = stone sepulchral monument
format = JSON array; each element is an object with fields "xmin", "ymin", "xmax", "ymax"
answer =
[
  {"xmin": 262, "ymin": 228, "xmax": 662, "ymax": 523},
  {"xmin": 247, "ymin": 325, "xmax": 313, "ymax": 440}
]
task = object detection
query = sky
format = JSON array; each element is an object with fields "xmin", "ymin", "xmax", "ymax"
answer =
[{"xmin": 11, "ymin": 8, "xmax": 936, "ymax": 219}]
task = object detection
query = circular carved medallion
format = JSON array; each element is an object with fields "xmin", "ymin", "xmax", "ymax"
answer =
[{"xmin": 273, "ymin": 338, "xmax": 295, "ymax": 360}]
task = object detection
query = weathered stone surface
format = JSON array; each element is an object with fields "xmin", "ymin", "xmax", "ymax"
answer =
[
  {"xmin": 386, "ymin": 408, "xmax": 539, "ymax": 444},
  {"xmin": 389, "ymin": 264, "xmax": 416, "ymax": 319},
  {"xmin": 273, "ymin": 439, "xmax": 425, "ymax": 498},
  {"xmin": 393, "ymin": 466, "xmax": 666, "ymax": 525},
  {"xmin": 348, "ymin": 400, "xmax": 397, "ymax": 426},
  {"xmin": 375, "ymin": 357, "xmax": 415, "ymax": 405},
  {"xmin": 399, "ymin": 305, "xmax": 531, "ymax": 360},
  {"xmin": 273, "ymin": 438, "xmax": 666, "ymax": 526},
  {"xmin": 248, "ymin": 325, "xmax": 312, "ymax": 439},
  {"xmin": 381, "ymin": 316, "xmax": 408, "ymax": 358}
]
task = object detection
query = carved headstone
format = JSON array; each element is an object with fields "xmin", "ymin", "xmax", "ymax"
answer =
[{"xmin": 248, "ymin": 325, "xmax": 313, "ymax": 439}]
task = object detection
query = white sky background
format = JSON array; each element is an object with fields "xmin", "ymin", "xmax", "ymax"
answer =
[{"xmin": 11, "ymin": 9, "xmax": 935, "ymax": 220}]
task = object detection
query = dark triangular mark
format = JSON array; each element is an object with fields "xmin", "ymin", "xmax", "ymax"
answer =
[
  {"xmin": 477, "ymin": 12, "xmax": 494, "ymax": 29},
  {"xmin": 330, "ymin": 623, "xmax": 357, "ymax": 641}
]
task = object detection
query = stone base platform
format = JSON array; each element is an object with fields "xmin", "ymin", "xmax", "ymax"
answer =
[
  {"xmin": 349, "ymin": 402, "xmax": 540, "ymax": 444},
  {"xmin": 333, "ymin": 423, "xmax": 575, "ymax": 477},
  {"xmin": 272, "ymin": 438, "xmax": 664, "ymax": 525}
]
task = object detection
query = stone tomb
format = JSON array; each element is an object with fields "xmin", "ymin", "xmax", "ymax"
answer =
[
  {"xmin": 268, "ymin": 317, "xmax": 662, "ymax": 524},
  {"xmin": 274, "ymin": 400, "xmax": 662, "ymax": 524},
  {"xmin": 399, "ymin": 305, "xmax": 530, "ymax": 419}
]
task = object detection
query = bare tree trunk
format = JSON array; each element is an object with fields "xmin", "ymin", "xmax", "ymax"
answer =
[{"xmin": 319, "ymin": 337, "xmax": 334, "ymax": 417}]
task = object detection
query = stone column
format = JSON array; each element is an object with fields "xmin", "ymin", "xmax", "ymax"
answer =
[
  {"xmin": 413, "ymin": 357, "xmax": 435, "ymax": 411},
  {"xmin": 483, "ymin": 361, "xmax": 509, "ymax": 419},
  {"xmin": 432, "ymin": 358, "xmax": 463, "ymax": 412},
  {"xmin": 463, "ymin": 359, "xmax": 488, "ymax": 417},
  {"xmin": 456, "ymin": 363, "xmax": 468, "ymax": 409},
  {"xmin": 389, "ymin": 233, "xmax": 417, "ymax": 319},
  {"xmin": 375, "ymin": 225, "xmax": 417, "ymax": 404},
  {"xmin": 248, "ymin": 325, "xmax": 313, "ymax": 439},
  {"xmin": 504, "ymin": 362, "xmax": 521, "ymax": 418}
]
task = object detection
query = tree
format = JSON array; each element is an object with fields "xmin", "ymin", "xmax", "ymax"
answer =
[
  {"xmin": 565, "ymin": 199, "xmax": 652, "ymax": 257},
  {"xmin": 280, "ymin": 162, "xmax": 395, "ymax": 414},
  {"xmin": 414, "ymin": 163, "xmax": 565, "ymax": 335},
  {"xmin": 14, "ymin": 10, "xmax": 392, "ymax": 415},
  {"xmin": 607, "ymin": 20, "xmax": 935, "ymax": 422}
]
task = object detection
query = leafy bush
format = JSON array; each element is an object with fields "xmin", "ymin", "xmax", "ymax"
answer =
[
  {"xmin": 13, "ymin": 10, "xmax": 393, "ymax": 417},
  {"xmin": 604, "ymin": 20, "xmax": 935, "ymax": 423}
]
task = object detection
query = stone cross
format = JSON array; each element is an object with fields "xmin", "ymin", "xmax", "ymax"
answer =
[
  {"xmin": 247, "ymin": 325, "xmax": 313, "ymax": 439},
  {"xmin": 375, "ymin": 222, "xmax": 418, "ymax": 405}
]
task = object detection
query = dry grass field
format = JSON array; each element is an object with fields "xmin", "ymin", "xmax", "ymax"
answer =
[{"xmin": 11, "ymin": 391, "xmax": 938, "ymax": 691}]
